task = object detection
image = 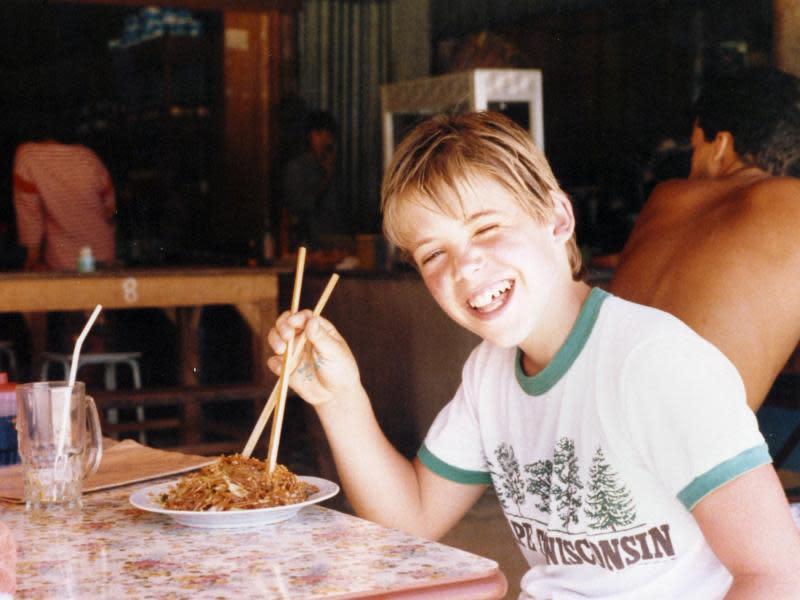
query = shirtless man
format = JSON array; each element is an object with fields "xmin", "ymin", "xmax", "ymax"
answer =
[{"xmin": 612, "ymin": 67, "xmax": 800, "ymax": 411}]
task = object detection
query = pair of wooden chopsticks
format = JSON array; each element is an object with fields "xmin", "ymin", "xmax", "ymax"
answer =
[{"xmin": 241, "ymin": 247, "xmax": 339, "ymax": 474}]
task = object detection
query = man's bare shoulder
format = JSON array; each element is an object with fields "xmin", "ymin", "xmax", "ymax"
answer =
[
  {"xmin": 636, "ymin": 177, "xmax": 728, "ymax": 222},
  {"xmin": 640, "ymin": 174, "xmax": 798, "ymax": 222},
  {"xmin": 745, "ymin": 176, "xmax": 800, "ymax": 206},
  {"xmin": 735, "ymin": 177, "xmax": 800, "ymax": 231},
  {"xmin": 623, "ymin": 178, "xmax": 710, "ymax": 242},
  {"xmin": 649, "ymin": 177, "xmax": 699, "ymax": 196},
  {"xmin": 647, "ymin": 174, "xmax": 765, "ymax": 203},
  {"xmin": 641, "ymin": 178, "xmax": 699, "ymax": 208}
]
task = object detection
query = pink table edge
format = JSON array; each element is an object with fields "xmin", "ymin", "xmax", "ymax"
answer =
[{"xmin": 334, "ymin": 569, "xmax": 508, "ymax": 600}]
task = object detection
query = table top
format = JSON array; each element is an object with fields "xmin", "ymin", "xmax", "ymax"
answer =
[
  {"xmin": 4, "ymin": 480, "xmax": 506, "ymax": 599},
  {"xmin": 0, "ymin": 266, "xmax": 279, "ymax": 312}
]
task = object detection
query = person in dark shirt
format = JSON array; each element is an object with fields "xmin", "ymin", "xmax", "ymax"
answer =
[{"xmin": 283, "ymin": 110, "xmax": 346, "ymax": 250}]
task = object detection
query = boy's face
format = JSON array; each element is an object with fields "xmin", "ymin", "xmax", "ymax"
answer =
[{"xmin": 400, "ymin": 176, "xmax": 575, "ymax": 348}]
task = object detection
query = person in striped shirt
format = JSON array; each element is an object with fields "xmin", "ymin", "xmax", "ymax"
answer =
[{"xmin": 13, "ymin": 122, "xmax": 116, "ymax": 272}]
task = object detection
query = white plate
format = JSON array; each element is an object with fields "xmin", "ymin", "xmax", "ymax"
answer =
[{"xmin": 129, "ymin": 476, "xmax": 339, "ymax": 528}]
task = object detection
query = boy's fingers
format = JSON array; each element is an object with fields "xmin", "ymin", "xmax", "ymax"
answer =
[
  {"xmin": 266, "ymin": 355, "xmax": 280, "ymax": 375},
  {"xmin": 307, "ymin": 315, "xmax": 340, "ymax": 339},
  {"xmin": 304, "ymin": 316, "xmax": 326, "ymax": 345},
  {"xmin": 284, "ymin": 308, "xmax": 314, "ymax": 328},
  {"xmin": 272, "ymin": 309, "xmax": 313, "ymax": 347},
  {"xmin": 267, "ymin": 327, "xmax": 287, "ymax": 354},
  {"xmin": 269, "ymin": 309, "xmax": 324, "ymax": 358},
  {"xmin": 304, "ymin": 316, "xmax": 344, "ymax": 355},
  {"xmin": 275, "ymin": 314, "xmax": 298, "ymax": 339}
]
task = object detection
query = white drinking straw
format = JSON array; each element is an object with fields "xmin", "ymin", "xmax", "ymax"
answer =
[
  {"xmin": 68, "ymin": 304, "xmax": 103, "ymax": 388},
  {"xmin": 56, "ymin": 304, "xmax": 103, "ymax": 475}
]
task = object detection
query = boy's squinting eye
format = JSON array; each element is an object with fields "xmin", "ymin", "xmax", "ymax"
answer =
[
  {"xmin": 475, "ymin": 224, "xmax": 498, "ymax": 236},
  {"xmin": 420, "ymin": 249, "xmax": 443, "ymax": 266}
]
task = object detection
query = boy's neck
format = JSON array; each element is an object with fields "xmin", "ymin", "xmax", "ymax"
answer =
[{"xmin": 519, "ymin": 281, "xmax": 592, "ymax": 376}]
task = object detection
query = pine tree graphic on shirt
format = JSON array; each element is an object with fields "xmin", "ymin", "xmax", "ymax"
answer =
[
  {"xmin": 524, "ymin": 459, "xmax": 553, "ymax": 513},
  {"xmin": 494, "ymin": 443, "xmax": 527, "ymax": 513},
  {"xmin": 584, "ymin": 446, "xmax": 637, "ymax": 531},
  {"xmin": 552, "ymin": 437, "xmax": 583, "ymax": 531}
]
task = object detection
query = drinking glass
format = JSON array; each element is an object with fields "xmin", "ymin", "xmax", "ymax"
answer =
[{"xmin": 16, "ymin": 381, "xmax": 102, "ymax": 510}]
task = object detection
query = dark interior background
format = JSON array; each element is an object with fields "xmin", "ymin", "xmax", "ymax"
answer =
[
  {"xmin": 0, "ymin": 0, "xmax": 774, "ymax": 261},
  {"xmin": 430, "ymin": 0, "xmax": 773, "ymax": 252}
]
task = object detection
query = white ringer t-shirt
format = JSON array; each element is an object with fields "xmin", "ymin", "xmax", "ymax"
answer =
[{"xmin": 420, "ymin": 288, "xmax": 769, "ymax": 600}]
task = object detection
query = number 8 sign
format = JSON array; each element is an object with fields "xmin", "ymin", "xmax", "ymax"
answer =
[{"xmin": 122, "ymin": 277, "xmax": 139, "ymax": 304}]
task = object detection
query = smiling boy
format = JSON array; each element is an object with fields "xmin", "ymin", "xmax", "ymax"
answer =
[{"xmin": 268, "ymin": 111, "xmax": 800, "ymax": 598}]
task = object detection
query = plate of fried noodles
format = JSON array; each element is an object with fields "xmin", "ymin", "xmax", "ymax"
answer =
[{"xmin": 129, "ymin": 455, "xmax": 339, "ymax": 528}]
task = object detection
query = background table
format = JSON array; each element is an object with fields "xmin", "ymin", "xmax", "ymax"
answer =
[
  {"xmin": 0, "ymin": 267, "xmax": 279, "ymax": 385},
  {"xmin": 4, "ymin": 481, "xmax": 507, "ymax": 599},
  {"xmin": 0, "ymin": 268, "xmax": 280, "ymax": 454}
]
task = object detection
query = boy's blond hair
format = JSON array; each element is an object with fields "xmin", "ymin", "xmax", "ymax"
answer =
[{"xmin": 381, "ymin": 111, "xmax": 584, "ymax": 279}]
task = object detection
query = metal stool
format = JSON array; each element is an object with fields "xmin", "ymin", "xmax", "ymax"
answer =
[
  {"xmin": 0, "ymin": 341, "xmax": 17, "ymax": 380},
  {"xmin": 39, "ymin": 351, "xmax": 146, "ymax": 443}
]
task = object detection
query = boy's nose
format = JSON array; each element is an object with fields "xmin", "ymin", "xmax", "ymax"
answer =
[{"xmin": 452, "ymin": 244, "xmax": 484, "ymax": 281}]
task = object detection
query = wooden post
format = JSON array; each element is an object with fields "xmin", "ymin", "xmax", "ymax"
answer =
[
  {"xmin": 177, "ymin": 307, "xmax": 201, "ymax": 386},
  {"xmin": 222, "ymin": 9, "xmax": 298, "ymax": 248},
  {"xmin": 774, "ymin": 0, "xmax": 800, "ymax": 77}
]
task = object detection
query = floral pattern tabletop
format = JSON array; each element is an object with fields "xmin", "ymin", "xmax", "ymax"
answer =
[{"xmin": 4, "ymin": 480, "xmax": 504, "ymax": 599}]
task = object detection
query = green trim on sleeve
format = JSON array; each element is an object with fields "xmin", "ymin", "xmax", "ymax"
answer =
[
  {"xmin": 677, "ymin": 443, "xmax": 772, "ymax": 510},
  {"xmin": 417, "ymin": 444, "xmax": 493, "ymax": 485}
]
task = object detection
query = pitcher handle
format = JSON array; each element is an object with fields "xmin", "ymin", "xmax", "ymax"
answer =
[{"xmin": 84, "ymin": 395, "xmax": 103, "ymax": 476}]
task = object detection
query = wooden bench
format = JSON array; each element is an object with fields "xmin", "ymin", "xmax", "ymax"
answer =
[{"xmin": 91, "ymin": 383, "xmax": 270, "ymax": 456}]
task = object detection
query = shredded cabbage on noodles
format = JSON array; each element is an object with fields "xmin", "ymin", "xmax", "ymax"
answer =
[{"xmin": 159, "ymin": 455, "xmax": 319, "ymax": 511}]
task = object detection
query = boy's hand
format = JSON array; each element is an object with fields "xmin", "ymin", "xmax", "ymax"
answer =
[{"xmin": 267, "ymin": 309, "xmax": 361, "ymax": 406}]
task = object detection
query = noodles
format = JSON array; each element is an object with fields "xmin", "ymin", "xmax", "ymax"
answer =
[{"xmin": 158, "ymin": 454, "xmax": 318, "ymax": 511}]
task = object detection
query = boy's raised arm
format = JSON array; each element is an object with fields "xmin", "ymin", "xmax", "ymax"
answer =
[{"xmin": 267, "ymin": 310, "xmax": 486, "ymax": 539}]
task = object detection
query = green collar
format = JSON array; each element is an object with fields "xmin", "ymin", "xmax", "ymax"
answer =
[{"xmin": 515, "ymin": 287, "xmax": 609, "ymax": 396}]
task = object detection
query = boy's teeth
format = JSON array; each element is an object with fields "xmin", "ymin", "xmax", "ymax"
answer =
[{"xmin": 469, "ymin": 280, "xmax": 512, "ymax": 309}]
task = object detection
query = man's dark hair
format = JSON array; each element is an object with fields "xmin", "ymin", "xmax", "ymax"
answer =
[
  {"xmin": 692, "ymin": 67, "xmax": 800, "ymax": 176},
  {"xmin": 305, "ymin": 110, "xmax": 337, "ymax": 138}
]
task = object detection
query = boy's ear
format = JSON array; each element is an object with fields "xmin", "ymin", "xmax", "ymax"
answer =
[{"xmin": 548, "ymin": 190, "xmax": 576, "ymax": 243}]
